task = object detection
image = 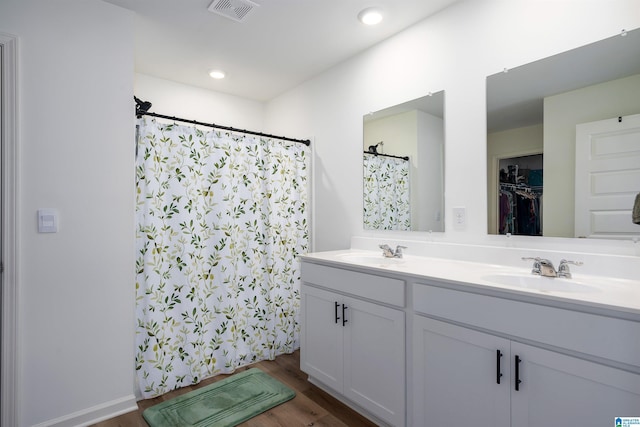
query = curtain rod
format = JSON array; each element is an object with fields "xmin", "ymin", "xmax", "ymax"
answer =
[
  {"xmin": 363, "ymin": 151, "xmax": 409, "ymax": 161},
  {"xmin": 134, "ymin": 97, "xmax": 311, "ymax": 146}
]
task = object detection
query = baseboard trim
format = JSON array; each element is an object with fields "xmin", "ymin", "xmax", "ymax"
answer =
[{"xmin": 31, "ymin": 395, "xmax": 138, "ymax": 427}]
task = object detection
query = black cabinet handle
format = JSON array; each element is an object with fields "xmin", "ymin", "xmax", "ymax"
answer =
[
  {"xmin": 334, "ymin": 301, "xmax": 340, "ymax": 324},
  {"xmin": 342, "ymin": 304, "xmax": 348, "ymax": 326},
  {"xmin": 496, "ymin": 350, "xmax": 503, "ymax": 384},
  {"xmin": 515, "ymin": 355, "xmax": 522, "ymax": 391}
]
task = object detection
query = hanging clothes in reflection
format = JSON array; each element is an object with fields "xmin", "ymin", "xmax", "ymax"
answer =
[{"xmin": 499, "ymin": 183, "xmax": 542, "ymax": 236}]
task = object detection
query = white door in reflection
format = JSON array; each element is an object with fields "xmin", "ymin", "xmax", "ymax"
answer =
[{"xmin": 575, "ymin": 113, "xmax": 640, "ymax": 239}]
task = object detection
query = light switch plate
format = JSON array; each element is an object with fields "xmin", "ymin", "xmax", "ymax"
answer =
[
  {"xmin": 38, "ymin": 209, "xmax": 58, "ymax": 233},
  {"xmin": 452, "ymin": 207, "xmax": 466, "ymax": 230}
]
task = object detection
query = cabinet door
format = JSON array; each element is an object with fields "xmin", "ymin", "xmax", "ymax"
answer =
[
  {"xmin": 300, "ymin": 285, "xmax": 344, "ymax": 391},
  {"xmin": 511, "ymin": 342, "xmax": 640, "ymax": 427},
  {"xmin": 343, "ymin": 296, "xmax": 405, "ymax": 427},
  {"xmin": 412, "ymin": 316, "xmax": 511, "ymax": 427}
]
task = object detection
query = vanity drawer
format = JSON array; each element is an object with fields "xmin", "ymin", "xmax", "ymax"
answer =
[
  {"xmin": 413, "ymin": 283, "xmax": 640, "ymax": 368},
  {"xmin": 302, "ymin": 261, "xmax": 405, "ymax": 307}
]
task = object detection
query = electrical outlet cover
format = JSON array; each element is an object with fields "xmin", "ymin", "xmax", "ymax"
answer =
[{"xmin": 452, "ymin": 207, "xmax": 466, "ymax": 230}]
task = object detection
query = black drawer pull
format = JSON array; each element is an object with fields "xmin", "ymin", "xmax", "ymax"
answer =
[
  {"xmin": 496, "ymin": 350, "xmax": 503, "ymax": 384},
  {"xmin": 342, "ymin": 304, "xmax": 348, "ymax": 326},
  {"xmin": 334, "ymin": 301, "xmax": 340, "ymax": 324},
  {"xmin": 515, "ymin": 355, "xmax": 522, "ymax": 391}
]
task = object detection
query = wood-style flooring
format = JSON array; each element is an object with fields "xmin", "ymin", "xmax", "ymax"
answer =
[{"xmin": 92, "ymin": 350, "xmax": 378, "ymax": 427}]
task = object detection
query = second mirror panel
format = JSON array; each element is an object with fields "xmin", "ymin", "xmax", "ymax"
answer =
[
  {"xmin": 486, "ymin": 28, "xmax": 640, "ymax": 239},
  {"xmin": 363, "ymin": 91, "xmax": 445, "ymax": 232}
]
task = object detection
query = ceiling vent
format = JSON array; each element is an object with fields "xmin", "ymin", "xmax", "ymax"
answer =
[{"xmin": 208, "ymin": 0, "xmax": 259, "ymax": 23}]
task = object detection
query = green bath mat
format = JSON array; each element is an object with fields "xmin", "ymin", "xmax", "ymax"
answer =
[{"xmin": 142, "ymin": 368, "xmax": 296, "ymax": 427}]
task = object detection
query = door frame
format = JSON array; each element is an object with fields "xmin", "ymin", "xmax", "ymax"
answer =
[{"xmin": 0, "ymin": 31, "xmax": 18, "ymax": 427}]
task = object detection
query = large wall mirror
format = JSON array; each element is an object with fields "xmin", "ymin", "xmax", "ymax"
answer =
[
  {"xmin": 487, "ymin": 28, "xmax": 640, "ymax": 239},
  {"xmin": 363, "ymin": 91, "xmax": 445, "ymax": 232}
]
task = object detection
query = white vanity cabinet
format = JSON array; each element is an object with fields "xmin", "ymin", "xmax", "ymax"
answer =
[
  {"xmin": 300, "ymin": 261, "xmax": 406, "ymax": 427},
  {"xmin": 412, "ymin": 283, "xmax": 640, "ymax": 427},
  {"xmin": 510, "ymin": 341, "xmax": 640, "ymax": 427},
  {"xmin": 412, "ymin": 316, "xmax": 511, "ymax": 426}
]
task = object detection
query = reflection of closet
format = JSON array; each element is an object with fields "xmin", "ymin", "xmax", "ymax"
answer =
[{"xmin": 498, "ymin": 154, "xmax": 543, "ymax": 236}]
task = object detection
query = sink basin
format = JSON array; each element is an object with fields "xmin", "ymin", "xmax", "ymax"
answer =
[
  {"xmin": 336, "ymin": 252, "xmax": 406, "ymax": 265},
  {"xmin": 482, "ymin": 273, "xmax": 599, "ymax": 293}
]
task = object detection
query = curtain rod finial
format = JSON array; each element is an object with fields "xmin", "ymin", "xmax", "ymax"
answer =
[{"xmin": 134, "ymin": 96, "xmax": 152, "ymax": 118}]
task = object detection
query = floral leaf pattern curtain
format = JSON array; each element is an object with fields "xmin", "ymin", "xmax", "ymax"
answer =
[
  {"xmin": 135, "ymin": 118, "xmax": 309, "ymax": 398},
  {"xmin": 363, "ymin": 153, "xmax": 411, "ymax": 230}
]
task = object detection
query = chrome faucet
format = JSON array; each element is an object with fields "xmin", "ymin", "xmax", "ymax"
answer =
[
  {"xmin": 557, "ymin": 259, "xmax": 583, "ymax": 279},
  {"xmin": 379, "ymin": 244, "xmax": 408, "ymax": 258},
  {"xmin": 522, "ymin": 257, "xmax": 583, "ymax": 278},
  {"xmin": 522, "ymin": 257, "xmax": 557, "ymax": 277}
]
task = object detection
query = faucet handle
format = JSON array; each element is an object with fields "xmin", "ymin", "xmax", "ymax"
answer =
[
  {"xmin": 394, "ymin": 245, "xmax": 408, "ymax": 258},
  {"xmin": 379, "ymin": 244, "xmax": 395, "ymax": 258},
  {"xmin": 522, "ymin": 257, "xmax": 542, "ymax": 275},
  {"xmin": 558, "ymin": 259, "xmax": 583, "ymax": 279}
]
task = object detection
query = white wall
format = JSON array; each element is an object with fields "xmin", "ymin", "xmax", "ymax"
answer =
[
  {"xmin": 0, "ymin": 0, "xmax": 137, "ymax": 425},
  {"xmin": 265, "ymin": 0, "xmax": 640, "ymax": 252},
  {"xmin": 135, "ymin": 73, "xmax": 265, "ymax": 129}
]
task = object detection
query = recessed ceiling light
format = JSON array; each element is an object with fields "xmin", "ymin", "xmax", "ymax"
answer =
[
  {"xmin": 209, "ymin": 70, "xmax": 226, "ymax": 79},
  {"xmin": 358, "ymin": 8, "xmax": 383, "ymax": 26}
]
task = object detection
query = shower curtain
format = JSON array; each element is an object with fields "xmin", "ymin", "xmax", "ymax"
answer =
[
  {"xmin": 363, "ymin": 153, "xmax": 411, "ymax": 230},
  {"xmin": 135, "ymin": 118, "xmax": 309, "ymax": 398}
]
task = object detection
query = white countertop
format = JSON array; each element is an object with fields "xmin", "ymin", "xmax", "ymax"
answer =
[{"xmin": 301, "ymin": 249, "xmax": 640, "ymax": 318}]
